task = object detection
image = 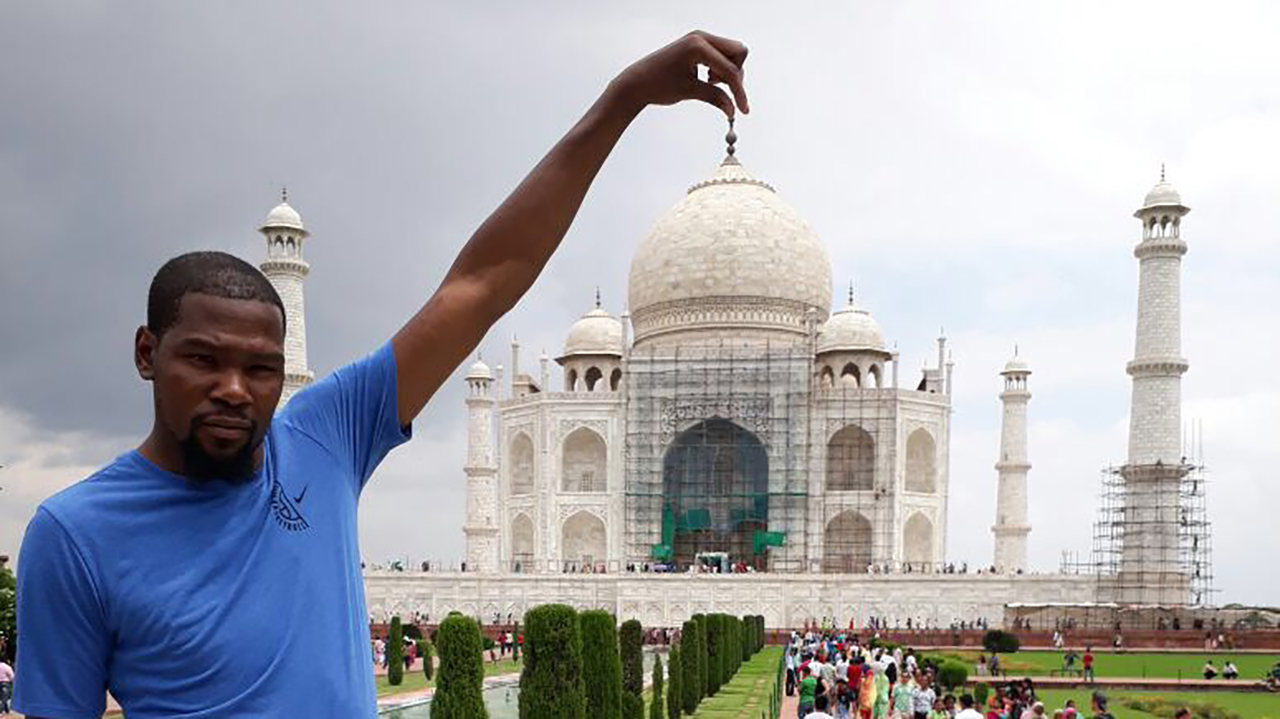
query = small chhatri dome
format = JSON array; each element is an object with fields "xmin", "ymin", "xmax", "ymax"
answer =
[
  {"xmin": 1002, "ymin": 347, "xmax": 1030, "ymax": 374},
  {"xmin": 261, "ymin": 188, "xmax": 307, "ymax": 233},
  {"xmin": 628, "ymin": 152, "xmax": 833, "ymax": 346},
  {"xmin": 560, "ymin": 305, "xmax": 623, "ymax": 360},
  {"xmin": 817, "ymin": 298, "xmax": 888, "ymax": 355},
  {"xmin": 1137, "ymin": 165, "xmax": 1186, "ymax": 212},
  {"xmin": 466, "ymin": 356, "xmax": 492, "ymax": 380}
]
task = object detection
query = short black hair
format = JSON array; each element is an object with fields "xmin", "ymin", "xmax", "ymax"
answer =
[
  {"xmin": 960, "ymin": 694, "xmax": 974, "ymax": 708},
  {"xmin": 814, "ymin": 695, "xmax": 828, "ymax": 711},
  {"xmin": 147, "ymin": 251, "xmax": 285, "ymax": 338}
]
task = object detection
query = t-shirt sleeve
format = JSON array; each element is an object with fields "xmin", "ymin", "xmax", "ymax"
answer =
[
  {"xmin": 279, "ymin": 340, "xmax": 412, "ymax": 491},
  {"xmin": 13, "ymin": 508, "xmax": 111, "ymax": 719}
]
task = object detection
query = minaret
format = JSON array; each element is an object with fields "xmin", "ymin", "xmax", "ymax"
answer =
[
  {"xmin": 1118, "ymin": 168, "xmax": 1192, "ymax": 604},
  {"xmin": 463, "ymin": 356, "xmax": 500, "ymax": 573},
  {"xmin": 259, "ymin": 189, "xmax": 314, "ymax": 404},
  {"xmin": 992, "ymin": 349, "xmax": 1032, "ymax": 573}
]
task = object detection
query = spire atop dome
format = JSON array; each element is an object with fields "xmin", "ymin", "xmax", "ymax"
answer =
[
  {"xmin": 595, "ymin": 286, "xmax": 602, "ymax": 309},
  {"xmin": 723, "ymin": 116, "xmax": 739, "ymax": 165},
  {"xmin": 1137, "ymin": 165, "xmax": 1188, "ymax": 214},
  {"xmin": 847, "ymin": 280, "xmax": 855, "ymax": 307}
]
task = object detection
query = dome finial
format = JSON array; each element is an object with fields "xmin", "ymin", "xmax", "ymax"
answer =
[
  {"xmin": 1160, "ymin": 163, "xmax": 1166, "ymax": 183},
  {"xmin": 1014, "ymin": 343, "xmax": 1019, "ymax": 357},
  {"xmin": 281, "ymin": 185, "xmax": 288, "ymax": 203},
  {"xmin": 847, "ymin": 280, "xmax": 855, "ymax": 307},
  {"xmin": 723, "ymin": 116, "xmax": 739, "ymax": 165},
  {"xmin": 595, "ymin": 286, "xmax": 602, "ymax": 309}
]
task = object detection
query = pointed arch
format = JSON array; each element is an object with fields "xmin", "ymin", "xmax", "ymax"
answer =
[
  {"xmin": 609, "ymin": 367, "xmax": 622, "ymax": 391},
  {"xmin": 903, "ymin": 512, "xmax": 934, "ymax": 570},
  {"xmin": 511, "ymin": 513, "xmax": 534, "ymax": 571},
  {"xmin": 584, "ymin": 366, "xmax": 603, "ymax": 391},
  {"xmin": 827, "ymin": 424, "xmax": 875, "ymax": 491},
  {"xmin": 566, "ymin": 368, "xmax": 579, "ymax": 392},
  {"xmin": 562, "ymin": 426, "xmax": 607, "ymax": 492},
  {"xmin": 905, "ymin": 428, "xmax": 936, "ymax": 493},
  {"xmin": 823, "ymin": 510, "xmax": 873, "ymax": 573},
  {"xmin": 561, "ymin": 511, "xmax": 606, "ymax": 569},
  {"xmin": 510, "ymin": 432, "xmax": 534, "ymax": 495},
  {"xmin": 840, "ymin": 362, "xmax": 861, "ymax": 388},
  {"xmin": 869, "ymin": 364, "xmax": 883, "ymax": 389}
]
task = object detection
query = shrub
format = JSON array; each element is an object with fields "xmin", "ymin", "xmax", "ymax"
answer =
[
  {"xmin": 973, "ymin": 682, "xmax": 988, "ymax": 708},
  {"xmin": 580, "ymin": 610, "xmax": 623, "ymax": 719},
  {"xmin": 1122, "ymin": 697, "xmax": 1240, "ymax": 719},
  {"xmin": 434, "ymin": 613, "xmax": 487, "ymax": 719},
  {"xmin": 649, "ymin": 653, "xmax": 664, "ymax": 719},
  {"xmin": 420, "ymin": 639, "xmax": 435, "ymax": 681},
  {"xmin": 982, "ymin": 629, "xmax": 1020, "ymax": 655},
  {"xmin": 388, "ymin": 616, "xmax": 405, "ymax": 686},
  {"xmin": 681, "ymin": 619, "xmax": 703, "ymax": 712},
  {"xmin": 520, "ymin": 604, "xmax": 585, "ymax": 719},
  {"xmin": 704, "ymin": 614, "xmax": 722, "ymax": 696},
  {"xmin": 667, "ymin": 645, "xmax": 683, "ymax": 719},
  {"xmin": 483, "ymin": 634, "xmax": 497, "ymax": 651},
  {"xmin": 937, "ymin": 659, "xmax": 968, "ymax": 692},
  {"xmin": 741, "ymin": 615, "xmax": 754, "ymax": 660}
]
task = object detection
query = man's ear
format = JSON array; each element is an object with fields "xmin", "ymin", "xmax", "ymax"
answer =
[{"xmin": 135, "ymin": 325, "xmax": 158, "ymax": 381}]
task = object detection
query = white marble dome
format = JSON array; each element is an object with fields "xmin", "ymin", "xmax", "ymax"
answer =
[
  {"xmin": 560, "ymin": 307, "xmax": 623, "ymax": 359},
  {"xmin": 627, "ymin": 158, "xmax": 832, "ymax": 345},
  {"xmin": 817, "ymin": 304, "xmax": 887, "ymax": 354},
  {"xmin": 1002, "ymin": 354, "xmax": 1030, "ymax": 374},
  {"xmin": 466, "ymin": 357, "xmax": 492, "ymax": 380},
  {"xmin": 262, "ymin": 201, "xmax": 306, "ymax": 232},
  {"xmin": 1140, "ymin": 180, "xmax": 1183, "ymax": 210}
]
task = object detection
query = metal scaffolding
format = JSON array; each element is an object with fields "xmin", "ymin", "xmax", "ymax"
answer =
[
  {"xmin": 1072, "ymin": 458, "xmax": 1215, "ymax": 607},
  {"xmin": 623, "ymin": 338, "xmax": 902, "ymax": 574}
]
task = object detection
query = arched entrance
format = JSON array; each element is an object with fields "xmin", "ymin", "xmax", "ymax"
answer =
[
  {"xmin": 561, "ymin": 511, "xmax": 606, "ymax": 571},
  {"xmin": 823, "ymin": 510, "xmax": 873, "ymax": 573},
  {"xmin": 661, "ymin": 418, "xmax": 769, "ymax": 569},
  {"xmin": 511, "ymin": 514, "xmax": 534, "ymax": 572},
  {"xmin": 903, "ymin": 512, "xmax": 934, "ymax": 570}
]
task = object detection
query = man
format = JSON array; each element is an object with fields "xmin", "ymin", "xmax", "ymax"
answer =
[
  {"xmin": 954, "ymin": 694, "xmax": 983, "ymax": 719},
  {"xmin": 1020, "ymin": 701, "xmax": 1045, "ymax": 719},
  {"xmin": 798, "ymin": 666, "xmax": 819, "ymax": 719},
  {"xmin": 911, "ymin": 670, "xmax": 935, "ymax": 719},
  {"xmin": 1089, "ymin": 691, "xmax": 1114, "ymax": 719},
  {"xmin": 806, "ymin": 694, "xmax": 836, "ymax": 719},
  {"xmin": 1202, "ymin": 658, "xmax": 1218, "ymax": 679},
  {"xmin": 1082, "ymin": 647, "xmax": 1095, "ymax": 682},
  {"xmin": 14, "ymin": 30, "xmax": 750, "ymax": 719}
]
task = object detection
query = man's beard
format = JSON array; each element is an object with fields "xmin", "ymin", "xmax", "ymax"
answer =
[{"xmin": 179, "ymin": 419, "xmax": 263, "ymax": 484}]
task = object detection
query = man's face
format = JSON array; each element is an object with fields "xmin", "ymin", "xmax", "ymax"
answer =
[{"xmin": 136, "ymin": 293, "xmax": 285, "ymax": 481}]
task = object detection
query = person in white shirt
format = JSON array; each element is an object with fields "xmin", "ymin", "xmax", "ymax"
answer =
[{"xmin": 955, "ymin": 693, "xmax": 984, "ymax": 719}]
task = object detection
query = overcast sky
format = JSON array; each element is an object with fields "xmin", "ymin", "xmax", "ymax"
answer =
[{"xmin": 2, "ymin": 2, "xmax": 1277, "ymax": 606}]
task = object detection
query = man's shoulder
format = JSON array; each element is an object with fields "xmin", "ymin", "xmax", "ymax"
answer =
[{"xmin": 36, "ymin": 451, "xmax": 142, "ymax": 525}]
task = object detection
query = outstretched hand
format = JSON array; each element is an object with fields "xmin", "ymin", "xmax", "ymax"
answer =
[{"xmin": 609, "ymin": 30, "xmax": 750, "ymax": 119}]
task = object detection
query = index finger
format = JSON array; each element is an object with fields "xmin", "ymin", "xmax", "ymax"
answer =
[{"xmin": 691, "ymin": 35, "xmax": 750, "ymax": 114}]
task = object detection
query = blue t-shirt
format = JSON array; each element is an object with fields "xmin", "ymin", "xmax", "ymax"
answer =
[{"xmin": 15, "ymin": 342, "xmax": 410, "ymax": 718}]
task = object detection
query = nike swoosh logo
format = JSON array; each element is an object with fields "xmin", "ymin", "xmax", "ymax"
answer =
[{"xmin": 293, "ymin": 485, "xmax": 308, "ymax": 504}]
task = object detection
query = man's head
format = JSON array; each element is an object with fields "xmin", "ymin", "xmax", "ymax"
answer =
[
  {"xmin": 1091, "ymin": 691, "xmax": 1107, "ymax": 712},
  {"xmin": 960, "ymin": 694, "xmax": 974, "ymax": 709},
  {"xmin": 136, "ymin": 251, "xmax": 286, "ymax": 482},
  {"xmin": 814, "ymin": 694, "xmax": 829, "ymax": 711}
]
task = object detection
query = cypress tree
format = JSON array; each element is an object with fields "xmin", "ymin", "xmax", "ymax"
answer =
[
  {"xmin": 620, "ymin": 619, "xmax": 644, "ymax": 719},
  {"xmin": 420, "ymin": 639, "xmax": 435, "ymax": 681},
  {"xmin": 667, "ymin": 645, "xmax": 683, "ymax": 719},
  {"xmin": 692, "ymin": 614, "xmax": 709, "ymax": 700},
  {"xmin": 704, "ymin": 614, "xmax": 721, "ymax": 696},
  {"xmin": 388, "ymin": 616, "xmax": 405, "ymax": 686},
  {"xmin": 433, "ymin": 613, "xmax": 488, "ymax": 719},
  {"xmin": 580, "ymin": 610, "xmax": 624, "ymax": 719},
  {"xmin": 649, "ymin": 653, "xmax": 664, "ymax": 719},
  {"xmin": 519, "ymin": 604, "xmax": 585, "ymax": 719},
  {"xmin": 680, "ymin": 619, "xmax": 701, "ymax": 713},
  {"xmin": 741, "ymin": 615, "xmax": 753, "ymax": 660}
]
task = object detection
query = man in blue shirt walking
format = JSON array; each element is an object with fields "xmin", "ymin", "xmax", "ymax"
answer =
[{"xmin": 15, "ymin": 30, "xmax": 749, "ymax": 718}]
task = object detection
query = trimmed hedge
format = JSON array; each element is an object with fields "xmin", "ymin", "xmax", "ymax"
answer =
[
  {"xmin": 704, "ymin": 614, "xmax": 722, "ymax": 696},
  {"xmin": 982, "ymin": 629, "xmax": 1020, "ymax": 654},
  {"xmin": 388, "ymin": 616, "xmax": 404, "ymax": 686},
  {"xmin": 420, "ymin": 639, "xmax": 435, "ymax": 681},
  {"xmin": 692, "ymin": 614, "xmax": 709, "ymax": 702},
  {"xmin": 520, "ymin": 604, "xmax": 585, "ymax": 719},
  {"xmin": 580, "ymin": 610, "xmax": 623, "ymax": 719},
  {"xmin": 433, "ymin": 613, "xmax": 487, "ymax": 719},
  {"xmin": 937, "ymin": 659, "xmax": 969, "ymax": 692},
  {"xmin": 667, "ymin": 645, "xmax": 683, "ymax": 719}
]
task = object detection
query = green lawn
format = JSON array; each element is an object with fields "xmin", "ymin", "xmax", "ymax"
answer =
[
  {"xmin": 688, "ymin": 647, "xmax": 784, "ymax": 718},
  {"xmin": 934, "ymin": 650, "xmax": 1280, "ymax": 680},
  {"xmin": 375, "ymin": 657, "xmax": 525, "ymax": 697},
  {"xmin": 1033, "ymin": 688, "xmax": 1280, "ymax": 719}
]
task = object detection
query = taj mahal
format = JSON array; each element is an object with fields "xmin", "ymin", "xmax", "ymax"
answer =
[{"xmin": 255, "ymin": 137, "xmax": 1215, "ymax": 629}]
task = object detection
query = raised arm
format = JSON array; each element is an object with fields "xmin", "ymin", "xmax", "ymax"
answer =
[{"xmin": 392, "ymin": 31, "xmax": 749, "ymax": 424}]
